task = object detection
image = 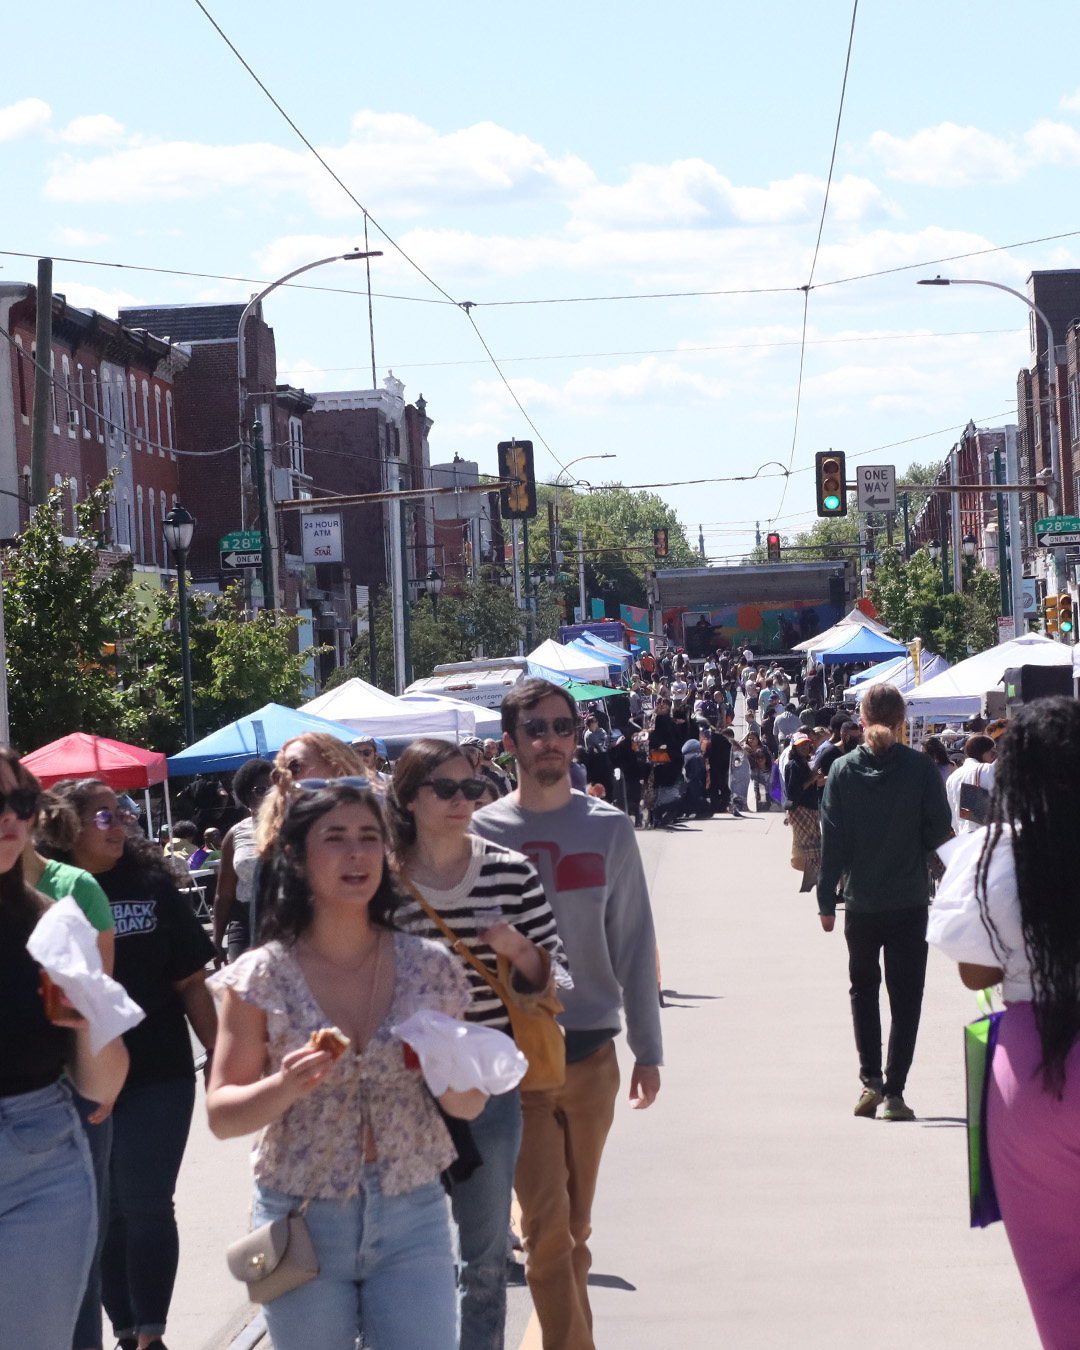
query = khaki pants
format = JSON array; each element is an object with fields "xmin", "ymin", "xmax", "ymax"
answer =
[{"xmin": 514, "ymin": 1041, "xmax": 620, "ymax": 1350}]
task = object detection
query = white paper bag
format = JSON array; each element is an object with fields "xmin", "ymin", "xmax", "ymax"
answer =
[
  {"xmin": 391, "ymin": 1008, "xmax": 527, "ymax": 1097},
  {"xmin": 27, "ymin": 897, "xmax": 146, "ymax": 1055}
]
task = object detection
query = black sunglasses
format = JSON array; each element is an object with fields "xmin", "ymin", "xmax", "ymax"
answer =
[
  {"xmin": 0, "ymin": 788, "xmax": 39, "ymax": 821},
  {"xmin": 420, "ymin": 778, "xmax": 488, "ymax": 801},
  {"xmin": 521, "ymin": 717, "xmax": 576, "ymax": 740}
]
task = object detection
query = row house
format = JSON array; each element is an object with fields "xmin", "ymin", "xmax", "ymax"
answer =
[{"xmin": 0, "ymin": 283, "xmax": 186, "ymax": 597}]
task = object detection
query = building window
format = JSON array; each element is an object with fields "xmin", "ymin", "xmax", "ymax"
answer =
[
  {"xmin": 1071, "ymin": 375, "xmax": 1079, "ymax": 444},
  {"xmin": 50, "ymin": 353, "xmax": 58, "ymax": 431},
  {"xmin": 154, "ymin": 386, "xmax": 163, "ymax": 454},
  {"xmin": 62, "ymin": 356, "xmax": 76, "ymax": 436},
  {"xmin": 141, "ymin": 380, "xmax": 152, "ymax": 454},
  {"xmin": 1035, "ymin": 410, "xmax": 1041, "ymax": 445},
  {"xmin": 165, "ymin": 390, "xmax": 175, "ymax": 450},
  {"xmin": 136, "ymin": 485, "xmax": 144, "ymax": 562},
  {"xmin": 90, "ymin": 370, "xmax": 102, "ymax": 440},
  {"xmin": 76, "ymin": 363, "xmax": 89, "ymax": 437},
  {"xmin": 1030, "ymin": 311, "xmax": 1037, "ymax": 352},
  {"xmin": 14, "ymin": 337, "xmax": 27, "ymax": 418},
  {"xmin": 69, "ymin": 477, "xmax": 79, "ymax": 537},
  {"xmin": 148, "ymin": 489, "xmax": 156, "ymax": 567},
  {"xmin": 128, "ymin": 374, "xmax": 139, "ymax": 449},
  {"xmin": 288, "ymin": 416, "xmax": 305, "ymax": 475}
]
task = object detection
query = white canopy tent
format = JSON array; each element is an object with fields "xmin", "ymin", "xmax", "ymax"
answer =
[
  {"xmin": 793, "ymin": 609, "xmax": 891, "ymax": 653},
  {"xmin": 399, "ymin": 692, "xmax": 503, "ymax": 740},
  {"xmin": 300, "ymin": 678, "xmax": 475, "ymax": 740},
  {"xmin": 846, "ymin": 651, "xmax": 950, "ymax": 700},
  {"xmin": 527, "ymin": 639, "xmax": 609, "ymax": 684},
  {"xmin": 904, "ymin": 634, "xmax": 1072, "ymax": 721}
]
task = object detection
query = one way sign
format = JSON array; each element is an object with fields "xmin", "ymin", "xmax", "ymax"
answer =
[{"xmin": 857, "ymin": 464, "xmax": 896, "ymax": 514}]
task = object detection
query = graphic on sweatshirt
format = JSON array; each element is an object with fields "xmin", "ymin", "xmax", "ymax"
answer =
[{"xmin": 523, "ymin": 840, "xmax": 606, "ymax": 892}]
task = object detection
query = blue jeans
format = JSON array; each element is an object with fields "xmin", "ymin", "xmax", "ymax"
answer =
[
  {"xmin": 253, "ymin": 1164, "xmax": 458, "ymax": 1350},
  {"xmin": 0, "ymin": 1082, "xmax": 97, "ymax": 1350},
  {"xmin": 451, "ymin": 1088, "xmax": 522, "ymax": 1350},
  {"xmin": 102, "ymin": 1076, "xmax": 196, "ymax": 1340},
  {"xmin": 72, "ymin": 1088, "xmax": 113, "ymax": 1350}
]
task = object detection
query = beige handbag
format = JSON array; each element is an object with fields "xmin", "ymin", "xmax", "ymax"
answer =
[{"xmin": 227, "ymin": 1209, "xmax": 319, "ymax": 1305}]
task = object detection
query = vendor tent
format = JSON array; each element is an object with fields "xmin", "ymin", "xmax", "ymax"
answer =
[
  {"xmin": 847, "ymin": 651, "xmax": 950, "ymax": 697},
  {"xmin": 300, "ymin": 678, "xmax": 474, "ymax": 740},
  {"xmin": 815, "ymin": 625, "xmax": 908, "ymax": 664},
  {"xmin": 566, "ymin": 639, "xmax": 623, "ymax": 681},
  {"xmin": 793, "ymin": 610, "xmax": 891, "ymax": 653},
  {"xmin": 564, "ymin": 680, "xmax": 621, "ymax": 701},
  {"xmin": 527, "ymin": 639, "xmax": 609, "ymax": 684},
  {"xmin": 398, "ymin": 692, "xmax": 496, "ymax": 738},
  {"xmin": 904, "ymin": 634, "xmax": 1072, "ymax": 721},
  {"xmin": 575, "ymin": 631, "xmax": 633, "ymax": 665},
  {"xmin": 24, "ymin": 732, "xmax": 167, "ymax": 790},
  {"xmin": 167, "ymin": 703, "xmax": 361, "ymax": 776}
]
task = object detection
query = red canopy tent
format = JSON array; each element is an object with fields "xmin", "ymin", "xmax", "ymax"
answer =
[{"xmin": 22, "ymin": 734, "xmax": 171, "ymax": 836}]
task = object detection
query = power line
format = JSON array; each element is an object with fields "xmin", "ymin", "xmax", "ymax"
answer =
[{"xmin": 775, "ymin": 0, "xmax": 859, "ymax": 523}]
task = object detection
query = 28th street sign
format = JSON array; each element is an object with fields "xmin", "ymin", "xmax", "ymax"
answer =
[
  {"xmin": 219, "ymin": 529, "xmax": 263, "ymax": 570},
  {"xmin": 1036, "ymin": 516, "xmax": 1080, "ymax": 547},
  {"xmin": 857, "ymin": 464, "xmax": 896, "ymax": 513}
]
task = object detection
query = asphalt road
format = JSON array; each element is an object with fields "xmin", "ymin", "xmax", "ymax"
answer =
[{"xmin": 166, "ymin": 801, "xmax": 1038, "ymax": 1350}]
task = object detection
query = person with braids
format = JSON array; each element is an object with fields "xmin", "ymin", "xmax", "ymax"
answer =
[
  {"xmin": 817, "ymin": 683, "xmax": 952, "ymax": 1121},
  {"xmin": 255, "ymin": 734, "xmax": 373, "ymax": 860},
  {"xmin": 928, "ymin": 698, "xmax": 1080, "ymax": 1348},
  {"xmin": 0, "ymin": 749, "xmax": 130, "ymax": 1350},
  {"xmin": 45, "ymin": 778, "xmax": 217, "ymax": 1350},
  {"xmin": 207, "ymin": 782, "xmax": 485, "ymax": 1350}
]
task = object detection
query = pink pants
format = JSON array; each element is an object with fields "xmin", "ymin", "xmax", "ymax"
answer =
[{"xmin": 987, "ymin": 1001, "xmax": 1080, "ymax": 1349}]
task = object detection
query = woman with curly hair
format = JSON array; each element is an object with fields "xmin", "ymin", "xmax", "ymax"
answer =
[
  {"xmin": 207, "ymin": 781, "xmax": 486, "ymax": 1350},
  {"xmin": 254, "ymin": 733, "xmax": 371, "ymax": 859},
  {"xmin": 929, "ymin": 698, "xmax": 1080, "ymax": 1348},
  {"xmin": 45, "ymin": 778, "xmax": 217, "ymax": 1350}
]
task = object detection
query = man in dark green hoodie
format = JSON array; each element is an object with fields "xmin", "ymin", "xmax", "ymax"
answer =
[{"xmin": 817, "ymin": 683, "xmax": 952, "ymax": 1121}]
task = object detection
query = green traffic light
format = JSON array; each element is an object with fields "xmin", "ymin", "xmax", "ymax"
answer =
[
  {"xmin": 823, "ymin": 494, "xmax": 840, "ymax": 511},
  {"xmin": 1062, "ymin": 620, "xmax": 1074, "ymax": 633}
]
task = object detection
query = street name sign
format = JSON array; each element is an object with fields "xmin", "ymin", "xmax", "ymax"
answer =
[
  {"xmin": 857, "ymin": 465, "xmax": 896, "ymax": 513},
  {"xmin": 1036, "ymin": 515, "xmax": 1080, "ymax": 547},
  {"xmin": 219, "ymin": 529, "xmax": 262, "ymax": 570}
]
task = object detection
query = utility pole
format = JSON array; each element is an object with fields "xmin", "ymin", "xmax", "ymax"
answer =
[
  {"xmin": 367, "ymin": 592, "xmax": 378, "ymax": 686},
  {"xmin": 522, "ymin": 517, "xmax": 533, "ymax": 649},
  {"xmin": 755, "ymin": 520, "xmax": 761, "ymax": 548},
  {"xmin": 1004, "ymin": 425, "xmax": 1025, "ymax": 630},
  {"xmin": 511, "ymin": 519, "xmax": 523, "ymax": 656},
  {"xmin": 995, "ymin": 448, "xmax": 1010, "ymax": 622},
  {"xmin": 252, "ymin": 421, "xmax": 275, "ymax": 609},
  {"xmin": 698, "ymin": 524, "xmax": 706, "ymax": 560},
  {"xmin": 950, "ymin": 447, "xmax": 962, "ymax": 595},
  {"xmin": 902, "ymin": 493, "xmax": 911, "ymax": 559},
  {"xmin": 387, "ymin": 448, "xmax": 406, "ymax": 692},
  {"xmin": 30, "ymin": 257, "xmax": 52, "ymax": 508},
  {"xmin": 577, "ymin": 529, "xmax": 586, "ymax": 621}
]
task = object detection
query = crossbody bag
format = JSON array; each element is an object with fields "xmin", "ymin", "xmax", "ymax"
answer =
[{"xmin": 407, "ymin": 883, "xmax": 566, "ymax": 1093}]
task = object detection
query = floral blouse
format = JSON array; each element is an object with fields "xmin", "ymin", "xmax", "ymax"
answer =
[{"xmin": 208, "ymin": 931, "xmax": 470, "ymax": 1198}]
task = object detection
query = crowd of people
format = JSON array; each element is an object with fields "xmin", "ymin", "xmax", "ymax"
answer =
[{"xmin": 4, "ymin": 635, "xmax": 1079, "ymax": 1349}]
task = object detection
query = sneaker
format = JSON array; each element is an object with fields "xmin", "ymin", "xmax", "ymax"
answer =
[
  {"xmin": 882, "ymin": 1096, "xmax": 916, "ymax": 1122},
  {"xmin": 853, "ymin": 1086, "xmax": 884, "ymax": 1118}
]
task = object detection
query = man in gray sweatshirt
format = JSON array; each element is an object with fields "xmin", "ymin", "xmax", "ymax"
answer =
[{"xmin": 474, "ymin": 678, "xmax": 663, "ymax": 1350}]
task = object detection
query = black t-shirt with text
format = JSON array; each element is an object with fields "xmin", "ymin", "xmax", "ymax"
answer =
[{"xmin": 97, "ymin": 854, "xmax": 215, "ymax": 1091}]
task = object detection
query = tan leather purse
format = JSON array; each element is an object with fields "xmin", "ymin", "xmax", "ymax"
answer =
[
  {"xmin": 227, "ymin": 1208, "xmax": 319, "ymax": 1305},
  {"xmin": 407, "ymin": 883, "xmax": 566, "ymax": 1093}
]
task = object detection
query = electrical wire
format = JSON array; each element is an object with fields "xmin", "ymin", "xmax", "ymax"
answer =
[{"xmin": 775, "ymin": 0, "xmax": 859, "ymax": 523}]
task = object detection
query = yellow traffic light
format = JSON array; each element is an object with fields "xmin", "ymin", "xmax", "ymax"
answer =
[
  {"xmin": 653, "ymin": 527, "xmax": 669, "ymax": 559},
  {"xmin": 497, "ymin": 440, "xmax": 537, "ymax": 520},
  {"xmin": 815, "ymin": 450, "xmax": 847, "ymax": 517},
  {"xmin": 1044, "ymin": 592, "xmax": 1060, "ymax": 635}
]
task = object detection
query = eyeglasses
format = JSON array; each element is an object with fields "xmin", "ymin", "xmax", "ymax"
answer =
[
  {"xmin": 520, "ymin": 717, "xmax": 576, "ymax": 740},
  {"xmin": 294, "ymin": 777, "xmax": 373, "ymax": 792},
  {"xmin": 92, "ymin": 808, "xmax": 137, "ymax": 831},
  {"xmin": 0, "ymin": 788, "xmax": 39, "ymax": 821},
  {"xmin": 419, "ymin": 778, "xmax": 488, "ymax": 801}
]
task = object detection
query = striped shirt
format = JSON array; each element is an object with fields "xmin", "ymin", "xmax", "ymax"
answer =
[{"xmin": 396, "ymin": 835, "xmax": 570, "ymax": 1032}]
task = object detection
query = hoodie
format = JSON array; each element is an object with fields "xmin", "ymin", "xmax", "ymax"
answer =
[{"xmin": 817, "ymin": 741, "xmax": 952, "ymax": 917}]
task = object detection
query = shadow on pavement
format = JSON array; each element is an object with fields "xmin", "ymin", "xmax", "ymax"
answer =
[
  {"xmin": 587, "ymin": 1274, "xmax": 637, "ymax": 1291},
  {"xmin": 918, "ymin": 1116, "xmax": 966, "ymax": 1128},
  {"xmin": 661, "ymin": 990, "xmax": 722, "ymax": 1001}
]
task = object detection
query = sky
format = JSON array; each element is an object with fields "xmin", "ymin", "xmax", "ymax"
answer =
[{"xmin": 4, "ymin": 0, "xmax": 1080, "ymax": 560}]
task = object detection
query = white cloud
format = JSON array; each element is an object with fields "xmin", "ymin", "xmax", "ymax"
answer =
[
  {"xmin": 54, "ymin": 226, "xmax": 111, "ymax": 246},
  {"xmin": 0, "ymin": 97, "xmax": 51, "ymax": 141},
  {"xmin": 471, "ymin": 355, "xmax": 733, "ymax": 418},
  {"xmin": 61, "ymin": 282, "xmax": 140, "ymax": 313},
  {"xmin": 58, "ymin": 114, "xmax": 128, "ymax": 146},
  {"xmin": 868, "ymin": 122, "xmax": 1025, "ymax": 186},
  {"xmin": 1060, "ymin": 89, "xmax": 1080, "ymax": 112},
  {"xmin": 1024, "ymin": 119, "xmax": 1080, "ymax": 165}
]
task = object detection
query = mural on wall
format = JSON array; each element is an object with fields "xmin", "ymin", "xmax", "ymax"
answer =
[{"xmin": 665, "ymin": 600, "xmax": 843, "ymax": 656}]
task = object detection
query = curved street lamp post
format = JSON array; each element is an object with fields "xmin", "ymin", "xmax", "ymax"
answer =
[{"xmin": 163, "ymin": 505, "xmax": 197, "ymax": 746}]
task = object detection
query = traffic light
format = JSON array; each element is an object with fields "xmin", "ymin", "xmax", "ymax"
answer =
[
  {"xmin": 496, "ymin": 440, "xmax": 537, "ymax": 519},
  {"xmin": 766, "ymin": 531, "xmax": 781, "ymax": 563},
  {"xmin": 1044, "ymin": 592, "xmax": 1059, "ymax": 636},
  {"xmin": 653, "ymin": 527, "xmax": 669, "ymax": 559},
  {"xmin": 815, "ymin": 450, "xmax": 847, "ymax": 518},
  {"xmin": 1059, "ymin": 593, "xmax": 1074, "ymax": 639}
]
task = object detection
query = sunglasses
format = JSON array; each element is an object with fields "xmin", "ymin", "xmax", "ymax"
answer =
[
  {"xmin": 294, "ymin": 777, "xmax": 373, "ymax": 792},
  {"xmin": 0, "ymin": 788, "xmax": 39, "ymax": 821},
  {"xmin": 521, "ymin": 717, "xmax": 576, "ymax": 740},
  {"xmin": 92, "ymin": 808, "xmax": 136, "ymax": 830},
  {"xmin": 420, "ymin": 778, "xmax": 488, "ymax": 801}
]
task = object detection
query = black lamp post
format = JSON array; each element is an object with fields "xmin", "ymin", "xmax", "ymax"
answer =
[
  {"xmin": 426, "ymin": 567, "xmax": 443, "ymax": 623},
  {"xmin": 163, "ymin": 506, "xmax": 196, "ymax": 746},
  {"xmin": 963, "ymin": 532, "xmax": 977, "ymax": 558}
]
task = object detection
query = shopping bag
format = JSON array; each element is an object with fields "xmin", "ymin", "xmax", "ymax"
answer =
[
  {"xmin": 965, "ymin": 994, "xmax": 1004, "ymax": 1228},
  {"xmin": 770, "ymin": 762, "xmax": 783, "ymax": 804}
]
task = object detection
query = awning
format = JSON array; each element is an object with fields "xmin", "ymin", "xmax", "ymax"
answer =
[
  {"xmin": 167, "ymin": 703, "xmax": 362, "ymax": 776},
  {"xmin": 23, "ymin": 733, "xmax": 168, "ymax": 791}
]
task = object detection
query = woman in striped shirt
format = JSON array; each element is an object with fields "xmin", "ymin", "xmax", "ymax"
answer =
[{"xmin": 389, "ymin": 739, "xmax": 568, "ymax": 1350}]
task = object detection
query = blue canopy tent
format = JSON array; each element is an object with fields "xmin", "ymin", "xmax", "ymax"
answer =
[
  {"xmin": 166, "ymin": 703, "xmax": 370, "ymax": 776},
  {"xmin": 566, "ymin": 639, "xmax": 623, "ymax": 682},
  {"xmin": 815, "ymin": 626, "xmax": 908, "ymax": 664},
  {"xmin": 576, "ymin": 631, "xmax": 632, "ymax": 664}
]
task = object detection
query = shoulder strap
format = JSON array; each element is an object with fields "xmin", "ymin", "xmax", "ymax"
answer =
[{"xmin": 404, "ymin": 881, "xmax": 504, "ymax": 996}]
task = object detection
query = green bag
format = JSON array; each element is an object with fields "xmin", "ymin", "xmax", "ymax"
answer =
[{"xmin": 964, "ymin": 990, "xmax": 1003, "ymax": 1228}]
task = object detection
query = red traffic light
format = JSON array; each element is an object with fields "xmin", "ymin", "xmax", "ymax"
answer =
[{"xmin": 766, "ymin": 532, "xmax": 781, "ymax": 562}]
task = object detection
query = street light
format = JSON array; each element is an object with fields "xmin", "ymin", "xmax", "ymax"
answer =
[
  {"xmin": 236, "ymin": 249, "xmax": 383, "ymax": 610},
  {"xmin": 163, "ymin": 505, "xmax": 196, "ymax": 747},
  {"xmin": 928, "ymin": 539, "xmax": 942, "ymax": 560},
  {"xmin": 963, "ymin": 532, "xmax": 977, "ymax": 558},
  {"xmin": 426, "ymin": 567, "xmax": 443, "ymax": 622}
]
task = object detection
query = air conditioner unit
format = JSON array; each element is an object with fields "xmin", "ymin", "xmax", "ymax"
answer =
[{"xmin": 67, "ymin": 409, "xmax": 79, "ymax": 426}]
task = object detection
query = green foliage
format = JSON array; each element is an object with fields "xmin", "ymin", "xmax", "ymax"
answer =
[
  {"xmin": 869, "ymin": 546, "xmax": 1000, "ymax": 664},
  {"xmin": 5, "ymin": 482, "xmax": 139, "ymax": 752}
]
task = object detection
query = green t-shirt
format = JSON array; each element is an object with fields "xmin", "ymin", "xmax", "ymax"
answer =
[{"xmin": 36, "ymin": 860, "xmax": 114, "ymax": 933}]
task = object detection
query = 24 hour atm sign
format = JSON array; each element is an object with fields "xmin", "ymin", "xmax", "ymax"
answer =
[{"xmin": 302, "ymin": 513, "xmax": 343, "ymax": 563}]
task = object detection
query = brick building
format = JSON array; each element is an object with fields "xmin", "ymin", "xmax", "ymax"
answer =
[
  {"xmin": 0, "ymin": 283, "xmax": 187, "ymax": 596},
  {"xmin": 909, "ymin": 422, "xmax": 1017, "ymax": 575},
  {"xmin": 1015, "ymin": 270, "xmax": 1080, "ymax": 527}
]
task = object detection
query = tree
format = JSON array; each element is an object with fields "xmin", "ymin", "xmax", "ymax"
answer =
[
  {"xmin": 5, "ymin": 482, "xmax": 140, "ymax": 751},
  {"xmin": 869, "ymin": 546, "xmax": 1000, "ymax": 664}
]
